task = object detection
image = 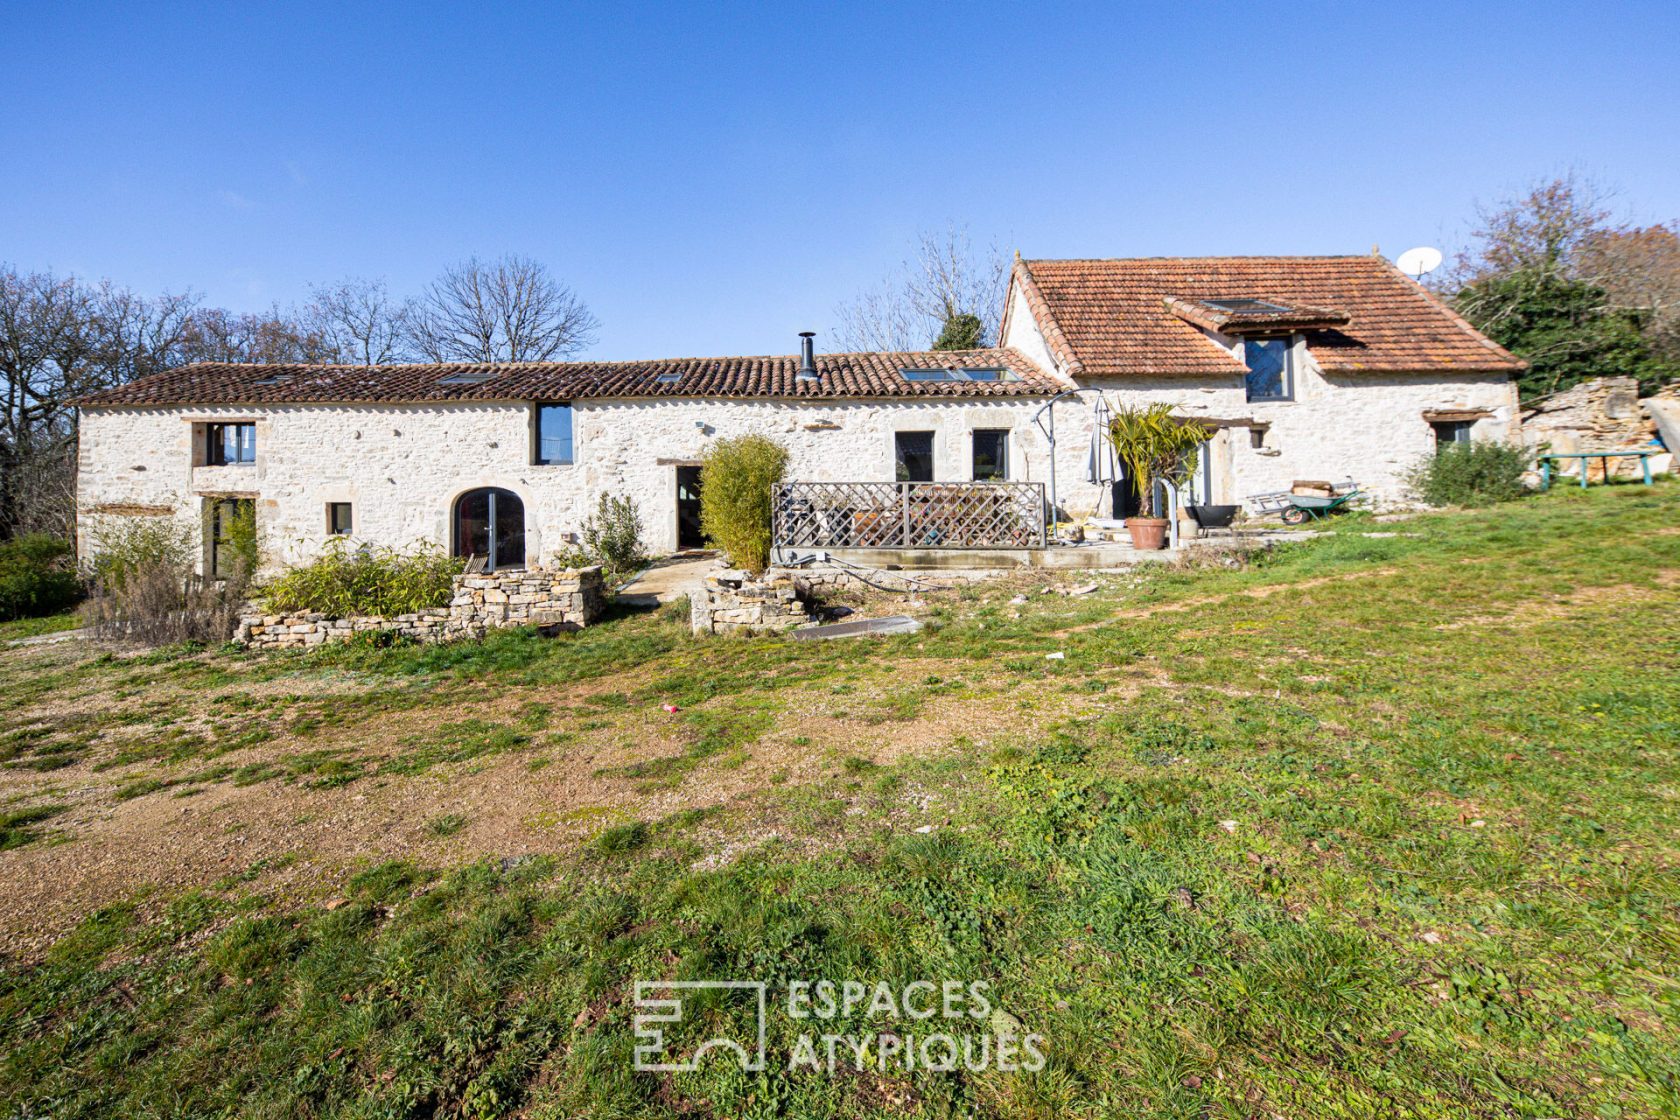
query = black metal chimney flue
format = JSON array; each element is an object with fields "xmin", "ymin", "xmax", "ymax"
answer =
[{"xmin": 796, "ymin": 331, "xmax": 818, "ymax": 383}]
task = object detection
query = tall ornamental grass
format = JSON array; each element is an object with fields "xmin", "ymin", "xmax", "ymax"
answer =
[
  {"xmin": 700, "ymin": 434, "xmax": 789, "ymax": 576},
  {"xmin": 81, "ymin": 513, "xmax": 254, "ymax": 644}
]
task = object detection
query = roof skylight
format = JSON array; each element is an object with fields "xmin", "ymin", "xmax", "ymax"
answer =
[
  {"xmin": 654, "ymin": 372, "xmax": 683, "ymax": 384},
  {"xmin": 1203, "ymin": 299, "xmax": 1291, "ymax": 314},
  {"xmin": 437, "ymin": 370, "xmax": 495, "ymax": 385},
  {"xmin": 900, "ymin": 367, "xmax": 1014, "ymax": 383}
]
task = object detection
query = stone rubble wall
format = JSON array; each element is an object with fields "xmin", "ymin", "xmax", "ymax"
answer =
[
  {"xmin": 787, "ymin": 567, "xmax": 1005, "ymax": 596},
  {"xmin": 236, "ymin": 566, "xmax": 606, "ymax": 649},
  {"xmin": 1521, "ymin": 376, "xmax": 1672, "ymax": 480},
  {"xmin": 690, "ymin": 568, "xmax": 812, "ymax": 635}
]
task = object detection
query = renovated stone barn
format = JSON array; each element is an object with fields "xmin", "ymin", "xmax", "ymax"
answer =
[{"xmin": 74, "ymin": 254, "xmax": 1525, "ymax": 575}]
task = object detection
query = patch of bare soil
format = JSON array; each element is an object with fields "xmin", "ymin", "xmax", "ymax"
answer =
[
  {"xmin": 1431, "ymin": 575, "xmax": 1680, "ymax": 630},
  {"xmin": 1051, "ymin": 567, "xmax": 1405, "ymax": 635},
  {"xmin": 0, "ymin": 648, "xmax": 1098, "ymax": 960}
]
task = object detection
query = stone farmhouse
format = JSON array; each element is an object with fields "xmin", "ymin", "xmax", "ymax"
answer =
[{"xmin": 75, "ymin": 255, "xmax": 1525, "ymax": 574}]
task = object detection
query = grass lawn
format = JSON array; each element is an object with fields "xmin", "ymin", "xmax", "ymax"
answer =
[
  {"xmin": 1, "ymin": 483, "xmax": 1677, "ymax": 1118},
  {"xmin": 0, "ymin": 608, "xmax": 81, "ymax": 643}
]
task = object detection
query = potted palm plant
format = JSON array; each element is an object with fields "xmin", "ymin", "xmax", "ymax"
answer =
[{"xmin": 1107, "ymin": 403, "xmax": 1208, "ymax": 550}]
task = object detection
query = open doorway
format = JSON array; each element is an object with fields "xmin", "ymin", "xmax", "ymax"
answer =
[{"xmin": 676, "ymin": 466, "xmax": 705, "ymax": 550}]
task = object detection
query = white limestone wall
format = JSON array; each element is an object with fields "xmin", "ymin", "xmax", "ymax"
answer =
[
  {"xmin": 1072, "ymin": 358, "xmax": 1518, "ymax": 511},
  {"xmin": 76, "ymin": 398, "xmax": 1090, "ymax": 567},
  {"xmin": 75, "ymin": 363, "xmax": 1518, "ymax": 574}
]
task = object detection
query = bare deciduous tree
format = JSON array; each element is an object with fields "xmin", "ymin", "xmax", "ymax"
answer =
[
  {"xmin": 302, "ymin": 278, "xmax": 417, "ymax": 365},
  {"xmin": 176, "ymin": 305, "xmax": 328, "ymax": 365},
  {"xmin": 1440, "ymin": 172, "xmax": 1613, "ymax": 290},
  {"xmin": 1578, "ymin": 223, "xmax": 1680, "ymax": 362},
  {"xmin": 0, "ymin": 267, "xmax": 197, "ymax": 540},
  {"xmin": 831, "ymin": 227, "xmax": 1009, "ymax": 352},
  {"xmin": 407, "ymin": 255, "xmax": 599, "ymax": 363}
]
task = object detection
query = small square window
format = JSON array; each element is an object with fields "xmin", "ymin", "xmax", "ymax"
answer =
[
  {"xmin": 207, "ymin": 422, "xmax": 256, "ymax": 465},
  {"xmin": 972, "ymin": 429, "xmax": 1010, "ymax": 481},
  {"xmin": 534, "ymin": 403, "xmax": 574, "ymax": 465},
  {"xmin": 1243, "ymin": 338, "xmax": 1292, "ymax": 402},
  {"xmin": 1431, "ymin": 420, "xmax": 1474, "ymax": 450},
  {"xmin": 327, "ymin": 503, "xmax": 353, "ymax": 535},
  {"xmin": 1249, "ymin": 427, "xmax": 1266, "ymax": 449}
]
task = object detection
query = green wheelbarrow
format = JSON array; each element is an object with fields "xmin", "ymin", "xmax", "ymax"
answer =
[{"xmin": 1280, "ymin": 488, "xmax": 1364, "ymax": 525}]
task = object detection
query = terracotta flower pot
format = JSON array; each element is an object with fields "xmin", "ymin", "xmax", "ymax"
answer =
[{"xmin": 1126, "ymin": 517, "xmax": 1169, "ymax": 550}]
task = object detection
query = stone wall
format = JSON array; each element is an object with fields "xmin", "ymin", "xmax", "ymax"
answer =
[
  {"xmin": 787, "ymin": 567, "xmax": 1005, "ymax": 596},
  {"xmin": 690, "ymin": 568, "xmax": 812, "ymax": 635},
  {"xmin": 236, "ymin": 566, "xmax": 605, "ymax": 649},
  {"xmin": 1521, "ymin": 377, "xmax": 1668, "ymax": 480},
  {"xmin": 76, "ymin": 361, "xmax": 1521, "ymax": 577}
]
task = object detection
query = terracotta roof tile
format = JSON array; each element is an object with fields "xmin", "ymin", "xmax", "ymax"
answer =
[
  {"xmin": 1021, "ymin": 256, "xmax": 1526, "ymax": 377},
  {"xmin": 77, "ymin": 349, "xmax": 1058, "ymax": 408}
]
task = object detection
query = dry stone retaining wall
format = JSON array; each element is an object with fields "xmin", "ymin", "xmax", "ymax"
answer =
[
  {"xmin": 690, "ymin": 568, "xmax": 812, "ymax": 635},
  {"xmin": 237, "ymin": 566, "xmax": 605, "ymax": 649}
]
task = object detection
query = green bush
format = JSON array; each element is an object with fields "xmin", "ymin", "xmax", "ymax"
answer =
[
  {"xmin": 1407, "ymin": 441, "xmax": 1533, "ymax": 507},
  {"xmin": 261, "ymin": 540, "xmax": 464, "ymax": 618},
  {"xmin": 700, "ymin": 434, "xmax": 789, "ymax": 576},
  {"xmin": 0, "ymin": 535, "xmax": 81, "ymax": 621},
  {"xmin": 555, "ymin": 493, "xmax": 648, "ymax": 585}
]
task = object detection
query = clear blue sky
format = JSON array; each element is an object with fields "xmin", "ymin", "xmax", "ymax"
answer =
[{"xmin": 5, "ymin": 1, "xmax": 1676, "ymax": 360}]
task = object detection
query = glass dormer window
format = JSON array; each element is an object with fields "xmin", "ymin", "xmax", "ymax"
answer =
[
  {"xmin": 1206, "ymin": 298, "xmax": 1290, "ymax": 314},
  {"xmin": 1243, "ymin": 338, "xmax": 1293, "ymax": 402}
]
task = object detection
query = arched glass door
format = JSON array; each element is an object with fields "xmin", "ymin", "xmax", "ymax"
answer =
[{"xmin": 454, "ymin": 487, "xmax": 526, "ymax": 571}]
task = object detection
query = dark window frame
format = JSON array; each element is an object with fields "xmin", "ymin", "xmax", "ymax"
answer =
[
  {"xmin": 1431, "ymin": 420, "xmax": 1475, "ymax": 450},
  {"xmin": 327, "ymin": 502, "xmax": 353, "ymax": 536},
  {"xmin": 972, "ymin": 428, "xmax": 1011, "ymax": 481},
  {"xmin": 207, "ymin": 422, "xmax": 256, "ymax": 465},
  {"xmin": 452, "ymin": 486, "xmax": 526, "ymax": 572},
  {"xmin": 895, "ymin": 431, "xmax": 935, "ymax": 482},
  {"xmin": 533, "ymin": 402, "xmax": 575, "ymax": 466},
  {"xmin": 208, "ymin": 497, "xmax": 254, "ymax": 580},
  {"xmin": 1242, "ymin": 337, "xmax": 1294, "ymax": 403}
]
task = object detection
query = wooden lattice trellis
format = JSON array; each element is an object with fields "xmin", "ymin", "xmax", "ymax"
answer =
[{"xmin": 773, "ymin": 482, "xmax": 1046, "ymax": 551}]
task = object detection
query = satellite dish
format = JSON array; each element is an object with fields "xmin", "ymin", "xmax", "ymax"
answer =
[{"xmin": 1395, "ymin": 246, "xmax": 1443, "ymax": 281}]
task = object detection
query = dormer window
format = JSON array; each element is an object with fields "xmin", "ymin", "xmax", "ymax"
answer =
[{"xmin": 1243, "ymin": 338, "xmax": 1293, "ymax": 402}]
